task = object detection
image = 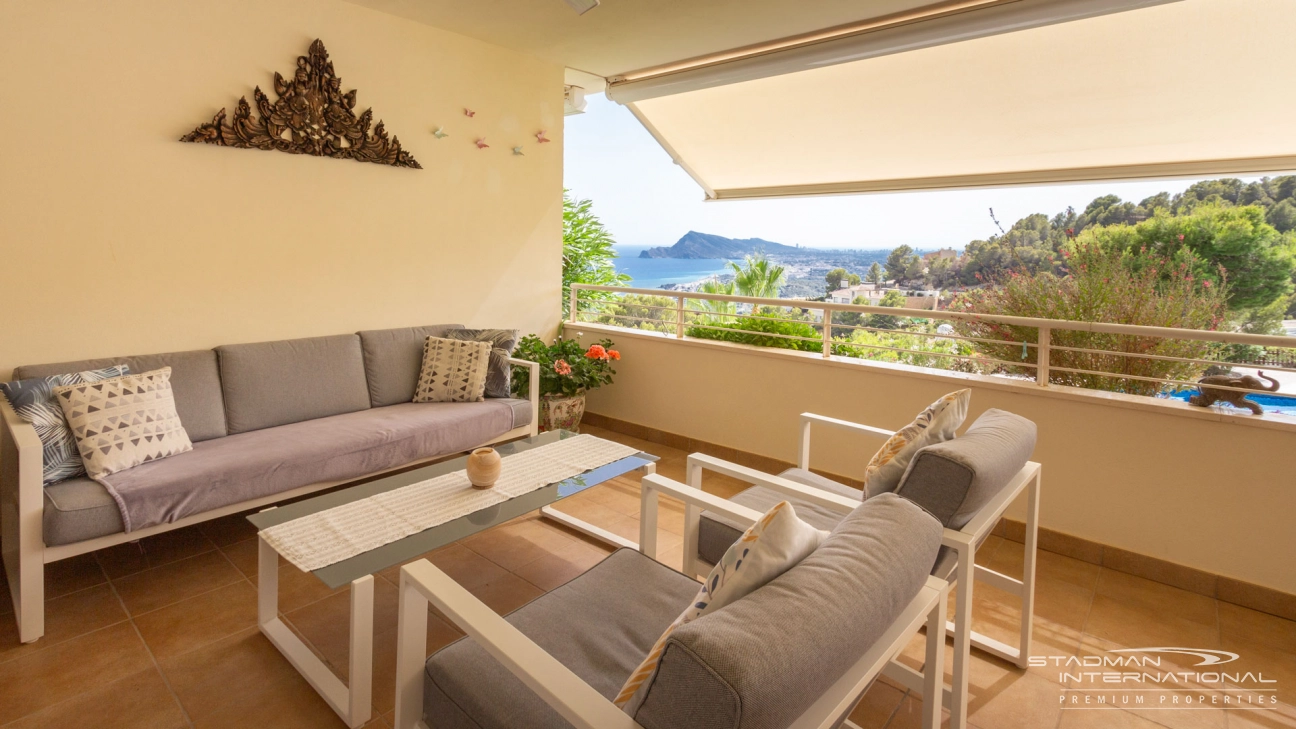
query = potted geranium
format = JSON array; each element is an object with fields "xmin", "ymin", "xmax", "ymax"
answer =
[{"xmin": 511, "ymin": 335, "xmax": 620, "ymax": 432}]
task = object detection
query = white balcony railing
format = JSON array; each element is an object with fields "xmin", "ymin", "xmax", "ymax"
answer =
[{"xmin": 569, "ymin": 284, "xmax": 1296, "ymax": 402}]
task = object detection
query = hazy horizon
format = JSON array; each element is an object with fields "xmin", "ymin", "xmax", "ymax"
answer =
[{"xmin": 565, "ymin": 94, "xmax": 1263, "ymax": 252}]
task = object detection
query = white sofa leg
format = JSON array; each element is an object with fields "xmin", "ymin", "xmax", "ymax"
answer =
[
  {"xmin": 3, "ymin": 399, "xmax": 46, "ymax": 643},
  {"xmin": 15, "ymin": 549, "xmax": 44, "ymax": 644}
]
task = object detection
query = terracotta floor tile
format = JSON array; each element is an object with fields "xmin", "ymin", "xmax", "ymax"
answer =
[
  {"xmin": 1057, "ymin": 701, "xmax": 1169, "ymax": 728},
  {"xmin": 377, "ymin": 543, "xmax": 509, "ymax": 590},
  {"xmin": 43, "ymin": 553, "xmax": 106, "ymax": 599},
  {"xmin": 0, "ymin": 583, "xmax": 127, "ymax": 665},
  {"xmin": 885, "ymin": 691, "xmax": 950, "ymax": 729},
  {"xmin": 159, "ymin": 627, "xmax": 310, "ymax": 721},
  {"xmin": 1227, "ymin": 699, "xmax": 1296, "ymax": 728},
  {"xmin": 1094, "ymin": 568, "xmax": 1219, "ymax": 628},
  {"xmin": 198, "ymin": 510, "xmax": 260, "ymax": 546},
  {"xmin": 0, "ymin": 622, "xmax": 154, "ymax": 724},
  {"xmin": 461, "ymin": 517, "xmax": 579, "ymax": 571},
  {"xmin": 510, "ymin": 538, "xmax": 611, "ymax": 592},
  {"xmin": 190, "ymin": 665, "xmax": 348, "ymax": 729},
  {"xmin": 217, "ymin": 536, "xmax": 260, "ymax": 577},
  {"xmin": 2, "ymin": 667, "xmax": 187, "ymax": 729},
  {"xmin": 94, "ymin": 525, "xmax": 215, "ymax": 579},
  {"xmin": 847, "ymin": 679, "xmax": 905, "ymax": 727},
  {"xmin": 134, "ymin": 579, "xmax": 259, "ymax": 660},
  {"xmin": 1083, "ymin": 569, "xmax": 1219, "ymax": 649},
  {"xmin": 219, "ymin": 537, "xmax": 345, "ymax": 614},
  {"xmin": 1071, "ymin": 636, "xmax": 1227, "ymax": 729},
  {"xmin": 964, "ymin": 669, "xmax": 1064, "ymax": 729},
  {"xmin": 1220, "ymin": 602, "xmax": 1296, "ymax": 655},
  {"xmin": 465, "ymin": 572, "xmax": 544, "ymax": 616},
  {"xmin": 283, "ymin": 578, "xmax": 401, "ymax": 676},
  {"xmin": 984, "ymin": 542, "xmax": 1102, "ymax": 598},
  {"xmin": 111, "ymin": 549, "xmax": 245, "ymax": 616}
]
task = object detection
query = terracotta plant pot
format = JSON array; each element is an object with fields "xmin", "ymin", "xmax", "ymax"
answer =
[
  {"xmin": 540, "ymin": 393, "xmax": 586, "ymax": 433},
  {"xmin": 465, "ymin": 447, "xmax": 502, "ymax": 489}
]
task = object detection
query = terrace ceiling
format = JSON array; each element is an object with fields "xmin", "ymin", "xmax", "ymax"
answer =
[
  {"xmin": 350, "ymin": 0, "xmax": 1296, "ymax": 198},
  {"xmin": 343, "ymin": 0, "xmax": 959, "ymax": 80}
]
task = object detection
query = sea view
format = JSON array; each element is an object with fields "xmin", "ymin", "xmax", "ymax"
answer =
[{"xmin": 613, "ymin": 246, "xmax": 729, "ymax": 289}]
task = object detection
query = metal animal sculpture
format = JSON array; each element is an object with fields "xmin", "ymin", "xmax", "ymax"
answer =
[{"xmin": 1188, "ymin": 371, "xmax": 1280, "ymax": 415}]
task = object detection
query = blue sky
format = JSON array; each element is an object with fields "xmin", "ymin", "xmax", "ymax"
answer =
[{"xmin": 564, "ymin": 94, "xmax": 1255, "ymax": 251}]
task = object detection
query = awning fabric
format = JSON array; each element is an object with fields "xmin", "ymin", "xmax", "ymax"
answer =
[{"xmin": 622, "ymin": 0, "xmax": 1296, "ymax": 199}]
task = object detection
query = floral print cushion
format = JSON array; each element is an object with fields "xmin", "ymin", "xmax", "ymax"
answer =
[
  {"xmin": 616, "ymin": 500, "xmax": 827, "ymax": 712},
  {"xmin": 0, "ymin": 365, "xmax": 130, "ymax": 485},
  {"xmin": 863, "ymin": 388, "xmax": 970, "ymax": 498}
]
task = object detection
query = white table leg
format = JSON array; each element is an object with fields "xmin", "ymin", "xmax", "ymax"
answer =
[
  {"xmin": 539, "ymin": 461, "xmax": 657, "ymax": 551},
  {"xmin": 257, "ymin": 535, "xmax": 374, "ymax": 728}
]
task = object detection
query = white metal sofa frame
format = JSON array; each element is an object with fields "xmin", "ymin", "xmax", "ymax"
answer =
[
  {"xmin": 394, "ymin": 470, "xmax": 951, "ymax": 729},
  {"xmin": 0, "ymin": 359, "xmax": 541, "ymax": 645},
  {"xmin": 681, "ymin": 413, "xmax": 1041, "ymax": 729}
]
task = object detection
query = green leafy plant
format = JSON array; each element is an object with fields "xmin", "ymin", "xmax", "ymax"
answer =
[
  {"xmin": 685, "ymin": 317, "xmax": 822, "ymax": 353},
  {"xmin": 728, "ymin": 253, "xmax": 786, "ymax": 299},
  {"xmin": 949, "ymin": 241, "xmax": 1229, "ymax": 395},
  {"xmin": 563, "ymin": 192, "xmax": 630, "ymax": 318},
  {"xmin": 511, "ymin": 335, "xmax": 620, "ymax": 398}
]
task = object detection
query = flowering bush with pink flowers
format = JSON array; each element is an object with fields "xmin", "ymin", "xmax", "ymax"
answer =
[
  {"xmin": 948, "ymin": 241, "xmax": 1229, "ymax": 395},
  {"xmin": 511, "ymin": 335, "xmax": 620, "ymax": 398}
]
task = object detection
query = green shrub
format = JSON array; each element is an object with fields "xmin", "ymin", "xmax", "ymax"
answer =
[
  {"xmin": 686, "ymin": 317, "xmax": 822, "ymax": 353},
  {"xmin": 949, "ymin": 241, "xmax": 1229, "ymax": 395}
]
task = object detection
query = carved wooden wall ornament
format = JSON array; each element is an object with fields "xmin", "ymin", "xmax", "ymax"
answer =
[{"xmin": 181, "ymin": 39, "xmax": 421, "ymax": 169}]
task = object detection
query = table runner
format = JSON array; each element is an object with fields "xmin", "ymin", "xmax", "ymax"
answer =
[{"xmin": 260, "ymin": 434, "xmax": 641, "ymax": 572}]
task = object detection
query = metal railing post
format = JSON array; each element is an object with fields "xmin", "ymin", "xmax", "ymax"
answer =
[
  {"xmin": 675, "ymin": 295, "xmax": 685, "ymax": 339},
  {"xmin": 821, "ymin": 306, "xmax": 833, "ymax": 359},
  {"xmin": 568, "ymin": 285, "xmax": 579, "ymax": 325},
  {"xmin": 1036, "ymin": 326, "xmax": 1050, "ymax": 387}
]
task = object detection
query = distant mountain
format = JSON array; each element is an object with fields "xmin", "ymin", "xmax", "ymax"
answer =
[{"xmin": 638, "ymin": 231, "xmax": 806, "ymax": 259}]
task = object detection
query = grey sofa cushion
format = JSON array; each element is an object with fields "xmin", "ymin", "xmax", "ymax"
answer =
[
  {"xmin": 357, "ymin": 325, "xmax": 464, "ymax": 407},
  {"xmin": 498, "ymin": 397, "xmax": 532, "ymax": 431},
  {"xmin": 14, "ymin": 350, "xmax": 227, "ymax": 442},
  {"xmin": 217, "ymin": 335, "xmax": 371, "ymax": 434},
  {"xmin": 43, "ymin": 478, "xmax": 124, "ymax": 546},
  {"xmin": 896, "ymin": 408, "xmax": 1036, "ymax": 530},
  {"xmin": 696, "ymin": 467, "xmax": 860, "ymax": 567},
  {"xmin": 95, "ymin": 401, "xmax": 516, "ymax": 533},
  {"xmin": 423, "ymin": 548, "xmax": 699, "ymax": 729},
  {"xmin": 634, "ymin": 494, "xmax": 942, "ymax": 729}
]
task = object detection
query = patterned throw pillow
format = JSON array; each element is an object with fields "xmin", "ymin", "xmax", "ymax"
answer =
[
  {"xmin": 413, "ymin": 337, "xmax": 491, "ymax": 403},
  {"xmin": 443, "ymin": 329, "xmax": 520, "ymax": 399},
  {"xmin": 54, "ymin": 367, "xmax": 192, "ymax": 479},
  {"xmin": 616, "ymin": 501, "xmax": 827, "ymax": 712},
  {"xmin": 0, "ymin": 365, "xmax": 130, "ymax": 485},
  {"xmin": 863, "ymin": 388, "xmax": 971, "ymax": 498}
]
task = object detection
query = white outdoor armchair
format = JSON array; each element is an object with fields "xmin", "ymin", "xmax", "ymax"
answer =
[
  {"xmin": 687, "ymin": 409, "xmax": 1041, "ymax": 729},
  {"xmin": 394, "ymin": 472, "xmax": 951, "ymax": 729}
]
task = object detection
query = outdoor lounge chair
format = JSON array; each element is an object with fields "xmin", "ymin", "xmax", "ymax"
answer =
[
  {"xmin": 687, "ymin": 408, "xmax": 1041, "ymax": 729},
  {"xmin": 393, "ymin": 476, "xmax": 951, "ymax": 729}
]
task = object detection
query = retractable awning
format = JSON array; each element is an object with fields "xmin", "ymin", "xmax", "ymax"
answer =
[{"xmin": 609, "ymin": 0, "xmax": 1296, "ymax": 199}]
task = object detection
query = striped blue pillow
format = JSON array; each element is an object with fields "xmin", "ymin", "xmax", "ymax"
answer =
[{"xmin": 1, "ymin": 365, "xmax": 130, "ymax": 485}]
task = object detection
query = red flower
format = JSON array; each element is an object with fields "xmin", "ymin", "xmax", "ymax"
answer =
[
  {"xmin": 553, "ymin": 359, "xmax": 572, "ymax": 376},
  {"xmin": 585, "ymin": 344, "xmax": 608, "ymax": 360},
  {"xmin": 1202, "ymin": 280, "xmax": 1212, "ymax": 288},
  {"xmin": 1177, "ymin": 234, "xmax": 1185, "ymax": 242},
  {"xmin": 607, "ymin": 349, "xmax": 621, "ymax": 360}
]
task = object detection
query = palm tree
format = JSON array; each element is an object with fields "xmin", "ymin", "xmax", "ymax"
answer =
[
  {"xmin": 728, "ymin": 253, "xmax": 786, "ymax": 299},
  {"xmin": 688, "ymin": 278, "xmax": 737, "ymax": 323}
]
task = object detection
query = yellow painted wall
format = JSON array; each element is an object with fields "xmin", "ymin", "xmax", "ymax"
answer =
[
  {"xmin": 0, "ymin": 0, "xmax": 564, "ymax": 378},
  {"xmin": 580, "ymin": 330, "xmax": 1296, "ymax": 595}
]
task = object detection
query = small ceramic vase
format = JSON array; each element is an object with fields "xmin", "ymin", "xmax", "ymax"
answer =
[{"xmin": 466, "ymin": 447, "xmax": 502, "ymax": 489}]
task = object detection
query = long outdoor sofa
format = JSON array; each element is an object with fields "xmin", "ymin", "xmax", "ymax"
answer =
[{"xmin": 1, "ymin": 325, "xmax": 539, "ymax": 643}]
